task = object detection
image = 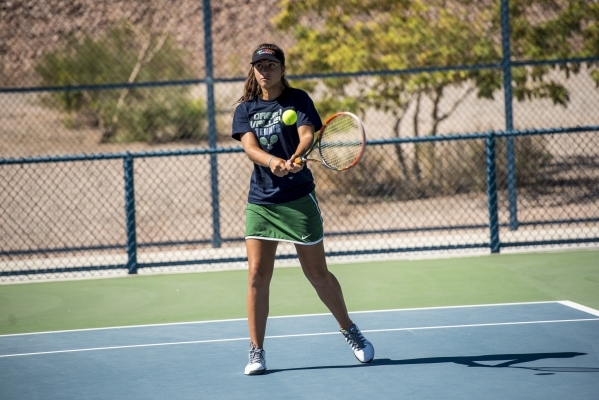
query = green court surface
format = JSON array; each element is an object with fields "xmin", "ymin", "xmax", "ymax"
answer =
[{"xmin": 0, "ymin": 249, "xmax": 597, "ymax": 335}]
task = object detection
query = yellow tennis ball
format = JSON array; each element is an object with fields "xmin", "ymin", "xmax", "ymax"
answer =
[{"xmin": 282, "ymin": 109, "xmax": 297, "ymax": 125}]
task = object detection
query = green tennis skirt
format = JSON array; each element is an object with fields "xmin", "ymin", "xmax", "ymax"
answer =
[{"xmin": 245, "ymin": 191, "xmax": 324, "ymax": 245}]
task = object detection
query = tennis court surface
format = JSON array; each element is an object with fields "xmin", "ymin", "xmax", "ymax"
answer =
[{"xmin": 1, "ymin": 300, "xmax": 598, "ymax": 399}]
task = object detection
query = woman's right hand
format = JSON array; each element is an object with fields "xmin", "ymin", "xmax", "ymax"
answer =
[{"xmin": 285, "ymin": 157, "xmax": 304, "ymax": 174}]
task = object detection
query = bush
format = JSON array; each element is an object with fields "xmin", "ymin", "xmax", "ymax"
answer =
[
  {"xmin": 313, "ymin": 136, "xmax": 553, "ymax": 201},
  {"xmin": 35, "ymin": 22, "xmax": 207, "ymax": 143},
  {"xmin": 110, "ymin": 91, "xmax": 207, "ymax": 143}
]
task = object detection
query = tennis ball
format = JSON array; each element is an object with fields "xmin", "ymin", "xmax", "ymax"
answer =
[{"xmin": 282, "ymin": 109, "xmax": 297, "ymax": 125}]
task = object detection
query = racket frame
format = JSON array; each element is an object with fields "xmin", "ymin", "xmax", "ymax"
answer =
[{"xmin": 296, "ymin": 111, "xmax": 366, "ymax": 171}]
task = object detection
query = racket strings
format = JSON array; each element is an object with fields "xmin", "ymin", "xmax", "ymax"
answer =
[{"xmin": 319, "ymin": 115, "xmax": 364, "ymax": 170}]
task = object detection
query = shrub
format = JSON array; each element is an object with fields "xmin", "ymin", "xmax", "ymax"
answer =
[
  {"xmin": 313, "ymin": 136, "xmax": 553, "ymax": 201},
  {"xmin": 35, "ymin": 22, "xmax": 207, "ymax": 143}
]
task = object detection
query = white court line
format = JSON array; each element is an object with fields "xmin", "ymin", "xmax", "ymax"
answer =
[
  {"xmin": 558, "ymin": 300, "xmax": 599, "ymax": 317},
  {"xmin": 1, "ymin": 317, "xmax": 597, "ymax": 359},
  {"xmin": 0, "ymin": 300, "xmax": 563, "ymax": 338}
]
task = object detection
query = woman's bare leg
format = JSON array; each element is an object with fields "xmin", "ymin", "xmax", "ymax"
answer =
[
  {"xmin": 246, "ymin": 238, "xmax": 278, "ymax": 348},
  {"xmin": 295, "ymin": 240, "xmax": 353, "ymax": 330}
]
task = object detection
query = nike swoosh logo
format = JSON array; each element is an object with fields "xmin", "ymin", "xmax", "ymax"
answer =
[{"xmin": 301, "ymin": 234, "xmax": 311, "ymax": 240}]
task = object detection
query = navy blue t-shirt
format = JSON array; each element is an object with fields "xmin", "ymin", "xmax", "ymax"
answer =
[{"xmin": 232, "ymin": 87, "xmax": 323, "ymax": 205}]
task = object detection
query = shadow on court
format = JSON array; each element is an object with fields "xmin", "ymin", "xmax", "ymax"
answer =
[{"xmin": 266, "ymin": 352, "xmax": 599, "ymax": 375}]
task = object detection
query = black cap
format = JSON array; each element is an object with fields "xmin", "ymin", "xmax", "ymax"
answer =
[{"xmin": 251, "ymin": 47, "xmax": 285, "ymax": 65}]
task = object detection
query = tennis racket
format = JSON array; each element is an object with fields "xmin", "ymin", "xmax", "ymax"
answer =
[{"xmin": 295, "ymin": 111, "xmax": 366, "ymax": 171}]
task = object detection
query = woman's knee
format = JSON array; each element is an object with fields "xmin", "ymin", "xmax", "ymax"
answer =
[
  {"xmin": 248, "ymin": 265, "xmax": 273, "ymax": 288},
  {"xmin": 304, "ymin": 269, "xmax": 332, "ymax": 288}
]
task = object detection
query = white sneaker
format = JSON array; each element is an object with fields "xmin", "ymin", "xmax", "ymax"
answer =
[
  {"xmin": 341, "ymin": 324, "xmax": 374, "ymax": 363},
  {"xmin": 244, "ymin": 342, "xmax": 266, "ymax": 375}
]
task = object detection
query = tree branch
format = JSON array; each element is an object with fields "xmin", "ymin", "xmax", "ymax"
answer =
[
  {"xmin": 430, "ymin": 85, "xmax": 474, "ymax": 136},
  {"xmin": 104, "ymin": 18, "xmax": 176, "ymax": 140}
]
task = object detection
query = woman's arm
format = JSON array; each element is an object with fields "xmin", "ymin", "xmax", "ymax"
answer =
[
  {"xmin": 286, "ymin": 124, "xmax": 315, "ymax": 172},
  {"xmin": 239, "ymin": 132, "xmax": 289, "ymax": 177}
]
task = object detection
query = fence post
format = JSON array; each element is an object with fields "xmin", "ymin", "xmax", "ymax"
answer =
[
  {"xmin": 203, "ymin": 0, "xmax": 222, "ymax": 248},
  {"xmin": 123, "ymin": 153, "xmax": 138, "ymax": 273},
  {"xmin": 501, "ymin": 0, "xmax": 519, "ymax": 231},
  {"xmin": 485, "ymin": 133, "xmax": 501, "ymax": 253}
]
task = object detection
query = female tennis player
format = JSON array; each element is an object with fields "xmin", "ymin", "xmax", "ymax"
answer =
[{"xmin": 231, "ymin": 43, "xmax": 374, "ymax": 375}]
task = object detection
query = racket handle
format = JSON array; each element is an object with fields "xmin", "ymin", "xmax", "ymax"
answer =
[{"xmin": 294, "ymin": 157, "xmax": 305, "ymax": 164}]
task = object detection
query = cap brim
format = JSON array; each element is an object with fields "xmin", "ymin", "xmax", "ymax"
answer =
[{"xmin": 251, "ymin": 54, "xmax": 282, "ymax": 64}]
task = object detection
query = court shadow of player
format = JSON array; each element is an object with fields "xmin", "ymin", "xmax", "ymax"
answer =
[{"xmin": 265, "ymin": 352, "xmax": 596, "ymax": 375}]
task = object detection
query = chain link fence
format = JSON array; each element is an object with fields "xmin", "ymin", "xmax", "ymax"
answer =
[{"xmin": 1, "ymin": 0, "xmax": 598, "ymax": 281}]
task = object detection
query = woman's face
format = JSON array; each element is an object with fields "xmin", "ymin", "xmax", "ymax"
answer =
[{"xmin": 253, "ymin": 60, "xmax": 284, "ymax": 91}]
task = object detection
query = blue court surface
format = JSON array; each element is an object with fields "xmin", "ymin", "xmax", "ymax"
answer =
[{"xmin": 1, "ymin": 301, "xmax": 598, "ymax": 399}]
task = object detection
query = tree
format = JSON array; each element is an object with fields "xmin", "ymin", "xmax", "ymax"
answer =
[
  {"xmin": 35, "ymin": 21, "xmax": 207, "ymax": 143},
  {"xmin": 273, "ymin": 0, "xmax": 599, "ymax": 188},
  {"xmin": 505, "ymin": 0, "xmax": 599, "ymax": 103},
  {"xmin": 274, "ymin": 0, "xmax": 500, "ymax": 185}
]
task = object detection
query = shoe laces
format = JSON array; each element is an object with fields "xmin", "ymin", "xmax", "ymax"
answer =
[
  {"xmin": 249, "ymin": 344, "xmax": 265, "ymax": 364},
  {"xmin": 341, "ymin": 325, "xmax": 367, "ymax": 351}
]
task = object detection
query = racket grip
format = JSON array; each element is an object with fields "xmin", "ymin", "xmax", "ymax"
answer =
[{"xmin": 294, "ymin": 157, "xmax": 304, "ymax": 164}]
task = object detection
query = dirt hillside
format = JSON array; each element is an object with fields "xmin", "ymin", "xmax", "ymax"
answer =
[{"xmin": 0, "ymin": 0, "xmax": 290, "ymax": 87}]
